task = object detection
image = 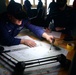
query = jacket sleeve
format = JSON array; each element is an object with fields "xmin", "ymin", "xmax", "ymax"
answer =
[{"xmin": 25, "ymin": 21, "xmax": 45, "ymax": 39}]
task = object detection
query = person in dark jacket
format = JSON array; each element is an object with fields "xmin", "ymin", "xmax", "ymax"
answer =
[
  {"xmin": 0, "ymin": 2, "xmax": 53, "ymax": 47},
  {"xmin": 24, "ymin": 0, "xmax": 32, "ymax": 17},
  {"xmin": 37, "ymin": 0, "xmax": 43, "ymax": 11},
  {"xmin": 53, "ymin": 0, "xmax": 73, "ymax": 34},
  {"xmin": 48, "ymin": 0, "xmax": 58, "ymax": 17},
  {"xmin": 45, "ymin": 0, "xmax": 73, "ymax": 35}
]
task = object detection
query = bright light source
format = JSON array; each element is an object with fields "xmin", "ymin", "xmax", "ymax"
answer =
[{"xmin": 69, "ymin": 0, "xmax": 74, "ymax": 5}]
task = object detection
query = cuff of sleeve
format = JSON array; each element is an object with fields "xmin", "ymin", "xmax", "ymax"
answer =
[{"xmin": 12, "ymin": 38, "xmax": 21, "ymax": 45}]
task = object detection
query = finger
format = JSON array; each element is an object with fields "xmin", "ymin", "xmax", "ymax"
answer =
[
  {"xmin": 28, "ymin": 42, "xmax": 36, "ymax": 47},
  {"xmin": 49, "ymin": 36, "xmax": 55, "ymax": 43}
]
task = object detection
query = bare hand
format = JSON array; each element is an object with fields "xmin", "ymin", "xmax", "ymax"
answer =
[
  {"xmin": 55, "ymin": 27, "xmax": 65, "ymax": 31},
  {"xmin": 24, "ymin": 39, "xmax": 36, "ymax": 47},
  {"xmin": 46, "ymin": 35, "xmax": 54, "ymax": 43},
  {"xmin": 45, "ymin": 28, "xmax": 51, "ymax": 33}
]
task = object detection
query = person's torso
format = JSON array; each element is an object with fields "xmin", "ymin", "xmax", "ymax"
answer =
[{"xmin": 0, "ymin": 13, "xmax": 25, "ymax": 37}]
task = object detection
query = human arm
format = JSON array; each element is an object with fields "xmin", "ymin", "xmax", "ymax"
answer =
[
  {"xmin": 55, "ymin": 27, "xmax": 66, "ymax": 31},
  {"xmin": 25, "ymin": 22, "xmax": 54, "ymax": 43},
  {"xmin": 0, "ymin": 21, "xmax": 36, "ymax": 47}
]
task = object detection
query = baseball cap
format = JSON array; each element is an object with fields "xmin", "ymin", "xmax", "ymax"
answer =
[{"xmin": 7, "ymin": 2, "xmax": 27, "ymax": 20}]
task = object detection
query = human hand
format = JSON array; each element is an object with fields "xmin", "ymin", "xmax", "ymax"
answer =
[
  {"xmin": 44, "ymin": 28, "xmax": 51, "ymax": 33},
  {"xmin": 55, "ymin": 27, "xmax": 65, "ymax": 31},
  {"xmin": 46, "ymin": 35, "xmax": 54, "ymax": 43},
  {"xmin": 21, "ymin": 39, "xmax": 36, "ymax": 47},
  {"xmin": 42, "ymin": 32, "xmax": 54, "ymax": 43}
]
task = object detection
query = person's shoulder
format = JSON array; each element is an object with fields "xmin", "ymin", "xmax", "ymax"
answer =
[
  {"xmin": 49, "ymin": 2, "xmax": 56, "ymax": 7},
  {"xmin": 66, "ymin": 5, "xmax": 72, "ymax": 10}
]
